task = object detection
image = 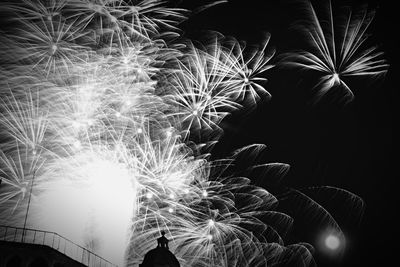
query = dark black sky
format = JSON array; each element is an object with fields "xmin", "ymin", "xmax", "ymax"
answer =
[{"xmin": 182, "ymin": 0, "xmax": 395, "ymax": 266}]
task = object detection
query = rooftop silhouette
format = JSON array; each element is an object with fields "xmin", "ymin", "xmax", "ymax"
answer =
[{"xmin": 139, "ymin": 232, "xmax": 180, "ymax": 267}]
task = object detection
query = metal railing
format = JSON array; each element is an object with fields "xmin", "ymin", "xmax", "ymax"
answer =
[{"xmin": 0, "ymin": 225, "xmax": 118, "ymax": 267}]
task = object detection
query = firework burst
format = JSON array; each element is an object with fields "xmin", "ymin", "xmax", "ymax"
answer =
[{"xmin": 283, "ymin": 0, "xmax": 388, "ymax": 103}]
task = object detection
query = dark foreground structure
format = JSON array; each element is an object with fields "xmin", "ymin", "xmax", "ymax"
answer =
[
  {"xmin": 1, "ymin": 225, "xmax": 181, "ymax": 267},
  {"xmin": 0, "ymin": 241, "xmax": 85, "ymax": 267},
  {"xmin": 140, "ymin": 232, "xmax": 180, "ymax": 267},
  {"xmin": 139, "ymin": 247, "xmax": 180, "ymax": 267},
  {"xmin": 0, "ymin": 225, "xmax": 116, "ymax": 267}
]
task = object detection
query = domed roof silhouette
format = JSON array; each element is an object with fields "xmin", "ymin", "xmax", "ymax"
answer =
[
  {"xmin": 139, "ymin": 231, "xmax": 180, "ymax": 267},
  {"xmin": 139, "ymin": 247, "xmax": 180, "ymax": 267}
]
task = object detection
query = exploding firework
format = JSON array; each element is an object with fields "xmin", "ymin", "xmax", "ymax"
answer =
[
  {"xmin": 0, "ymin": 1, "xmax": 367, "ymax": 266},
  {"xmin": 282, "ymin": 0, "xmax": 388, "ymax": 103}
]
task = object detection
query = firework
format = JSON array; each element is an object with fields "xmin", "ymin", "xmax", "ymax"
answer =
[
  {"xmin": 219, "ymin": 34, "xmax": 275, "ymax": 105},
  {"xmin": 0, "ymin": 1, "xmax": 367, "ymax": 266},
  {"xmin": 283, "ymin": 0, "xmax": 388, "ymax": 103}
]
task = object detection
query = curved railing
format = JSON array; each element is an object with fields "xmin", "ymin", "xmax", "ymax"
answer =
[{"xmin": 0, "ymin": 225, "xmax": 118, "ymax": 267}]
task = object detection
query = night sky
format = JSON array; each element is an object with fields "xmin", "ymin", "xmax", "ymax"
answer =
[{"xmin": 182, "ymin": 0, "xmax": 395, "ymax": 266}]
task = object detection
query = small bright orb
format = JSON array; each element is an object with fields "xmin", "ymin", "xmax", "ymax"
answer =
[
  {"xmin": 50, "ymin": 44, "xmax": 57, "ymax": 55},
  {"xmin": 207, "ymin": 234, "xmax": 213, "ymax": 240},
  {"xmin": 183, "ymin": 188, "xmax": 190, "ymax": 194},
  {"xmin": 168, "ymin": 208, "xmax": 174, "ymax": 213},
  {"xmin": 130, "ymin": 6, "xmax": 139, "ymax": 14},
  {"xmin": 202, "ymin": 190, "xmax": 208, "ymax": 197},
  {"xmin": 72, "ymin": 121, "xmax": 80, "ymax": 129},
  {"xmin": 137, "ymin": 128, "xmax": 143, "ymax": 134},
  {"xmin": 32, "ymin": 150, "xmax": 37, "ymax": 156},
  {"xmin": 243, "ymin": 77, "xmax": 249, "ymax": 84},
  {"xmin": 20, "ymin": 187, "xmax": 27, "ymax": 194},
  {"xmin": 109, "ymin": 15, "xmax": 117, "ymax": 23},
  {"xmin": 115, "ymin": 112, "xmax": 121, "ymax": 118},
  {"xmin": 333, "ymin": 72, "xmax": 339, "ymax": 79},
  {"xmin": 73, "ymin": 140, "xmax": 81, "ymax": 149},
  {"xmin": 146, "ymin": 192, "xmax": 153, "ymax": 199},
  {"xmin": 208, "ymin": 219, "xmax": 215, "ymax": 227},
  {"xmin": 206, "ymin": 95, "xmax": 211, "ymax": 100},
  {"xmin": 125, "ymin": 99, "xmax": 132, "ymax": 105},
  {"xmin": 325, "ymin": 234, "xmax": 340, "ymax": 250},
  {"xmin": 332, "ymin": 72, "xmax": 340, "ymax": 84},
  {"xmin": 91, "ymin": 4, "xmax": 102, "ymax": 13},
  {"xmin": 166, "ymin": 130, "xmax": 172, "ymax": 137},
  {"xmin": 192, "ymin": 109, "xmax": 198, "ymax": 116},
  {"xmin": 169, "ymin": 193, "xmax": 175, "ymax": 199}
]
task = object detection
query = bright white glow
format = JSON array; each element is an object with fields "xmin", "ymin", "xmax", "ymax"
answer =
[
  {"xmin": 73, "ymin": 140, "xmax": 81, "ymax": 149},
  {"xmin": 202, "ymin": 190, "xmax": 208, "ymax": 197},
  {"xmin": 325, "ymin": 234, "xmax": 340, "ymax": 250},
  {"xmin": 137, "ymin": 128, "xmax": 143, "ymax": 134},
  {"xmin": 332, "ymin": 72, "xmax": 339, "ymax": 81},
  {"xmin": 50, "ymin": 44, "xmax": 57, "ymax": 55},
  {"xmin": 168, "ymin": 207, "xmax": 174, "ymax": 213},
  {"xmin": 208, "ymin": 219, "xmax": 215, "ymax": 227},
  {"xmin": 72, "ymin": 121, "xmax": 80, "ymax": 129},
  {"xmin": 32, "ymin": 156, "xmax": 137, "ymax": 266},
  {"xmin": 146, "ymin": 192, "xmax": 153, "ymax": 199}
]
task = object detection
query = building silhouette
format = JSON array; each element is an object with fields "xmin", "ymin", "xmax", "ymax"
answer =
[{"xmin": 139, "ymin": 232, "xmax": 180, "ymax": 267}]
